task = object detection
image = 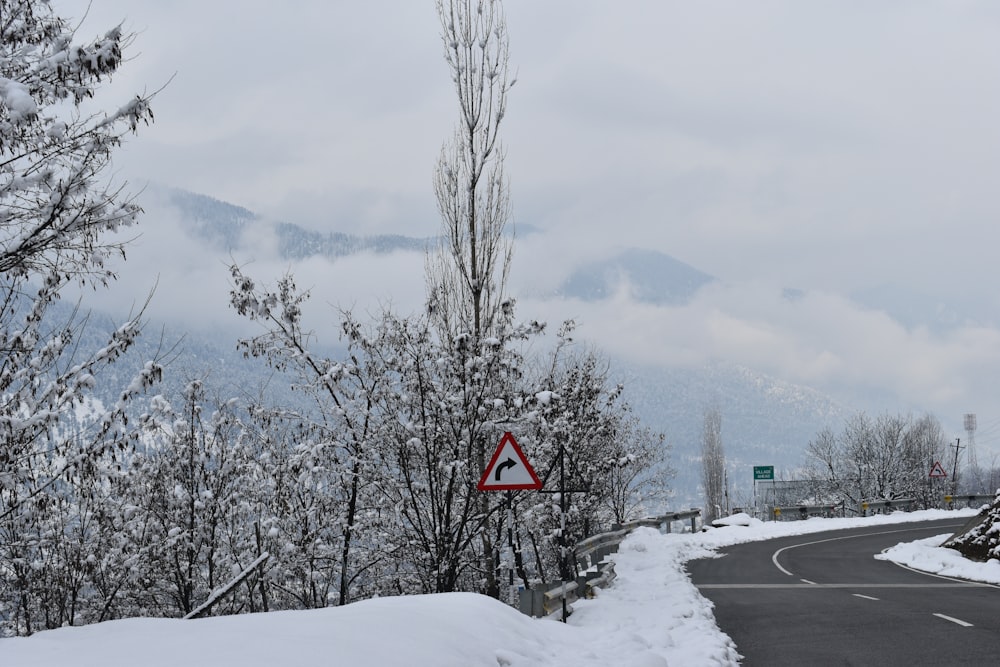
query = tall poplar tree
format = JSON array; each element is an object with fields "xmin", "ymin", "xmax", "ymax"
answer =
[
  {"xmin": 425, "ymin": 0, "xmax": 517, "ymax": 598},
  {"xmin": 701, "ymin": 408, "xmax": 726, "ymax": 523}
]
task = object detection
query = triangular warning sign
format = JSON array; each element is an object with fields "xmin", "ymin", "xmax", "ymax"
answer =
[
  {"xmin": 929, "ymin": 461, "xmax": 948, "ymax": 478},
  {"xmin": 477, "ymin": 432, "xmax": 542, "ymax": 491}
]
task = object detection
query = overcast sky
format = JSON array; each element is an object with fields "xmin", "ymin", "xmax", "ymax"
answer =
[{"xmin": 56, "ymin": 1, "xmax": 1000, "ymax": 449}]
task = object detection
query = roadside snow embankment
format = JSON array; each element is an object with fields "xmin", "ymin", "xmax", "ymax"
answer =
[
  {"xmin": 3, "ymin": 509, "xmax": 981, "ymax": 667},
  {"xmin": 876, "ymin": 533, "xmax": 1000, "ymax": 584}
]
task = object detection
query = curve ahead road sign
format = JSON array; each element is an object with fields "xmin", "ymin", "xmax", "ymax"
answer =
[{"xmin": 478, "ymin": 432, "xmax": 541, "ymax": 491}]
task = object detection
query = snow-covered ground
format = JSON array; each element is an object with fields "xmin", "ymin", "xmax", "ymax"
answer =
[{"xmin": 2, "ymin": 508, "xmax": 984, "ymax": 667}]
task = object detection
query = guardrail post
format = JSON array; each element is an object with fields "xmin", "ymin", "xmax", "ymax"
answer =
[
  {"xmin": 519, "ymin": 587, "xmax": 540, "ymax": 617},
  {"xmin": 516, "ymin": 509, "xmax": 702, "ymax": 618},
  {"xmin": 592, "ymin": 545, "xmax": 604, "ymax": 565}
]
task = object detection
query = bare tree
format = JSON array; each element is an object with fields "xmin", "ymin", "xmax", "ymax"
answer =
[
  {"xmin": 701, "ymin": 408, "xmax": 726, "ymax": 522},
  {"xmin": 428, "ymin": 0, "xmax": 514, "ymax": 343},
  {"xmin": 426, "ymin": 0, "xmax": 516, "ymax": 598},
  {"xmin": 602, "ymin": 417, "xmax": 673, "ymax": 525},
  {"xmin": 804, "ymin": 412, "xmax": 947, "ymax": 508}
]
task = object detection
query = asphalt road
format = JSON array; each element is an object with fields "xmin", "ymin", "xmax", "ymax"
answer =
[{"xmin": 687, "ymin": 518, "xmax": 1000, "ymax": 666}]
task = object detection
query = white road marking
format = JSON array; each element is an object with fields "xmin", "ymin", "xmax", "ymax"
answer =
[
  {"xmin": 853, "ymin": 594, "xmax": 880, "ymax": 601},
  {"xmin": 696, "ymin": 583, "xmax": 979, "ymax": 589},
  {"xmin": 933, "ymin": 613, "xmax": 973, "ymax": 627},
  {"xmin": 800, "ymin": 578, "xmax": 816, "ymax": 585},
  {"xmin": 771, "ymin": 524, "xmax": 965, "ymax": 578}
]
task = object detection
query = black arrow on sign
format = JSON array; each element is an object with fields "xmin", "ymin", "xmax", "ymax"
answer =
[{"xmin": 495, "ymin": 457, "xmax": 517, "ymax": 481}]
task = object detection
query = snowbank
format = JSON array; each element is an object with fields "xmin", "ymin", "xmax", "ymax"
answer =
[{"xmin": 2, "ymin": 509, "xmax": 980, "ymax": 667}]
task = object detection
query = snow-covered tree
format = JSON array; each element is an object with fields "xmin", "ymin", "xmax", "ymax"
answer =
[
  {"xmin": 339, "ymin": 304, "xmax": 541, "ymax": 595},
  {"xmin": 0, "ymin": 403, "xmax": 119, "ymax": 634},
  {"xmin": 804, "ymin": 412, "xmax": 947, "ymax": 506},
  {"xmin": 945, "ymin": 489, "xmax": 1000, "ymax": 561},
  {"xmin": 600, "ymin": 415, "xmax": 673, "ymax": 526},
  {"xmin": 121, "ymin": 381, "xmax": 257, "ymax": 617},
  {"xmin": 229, "ymin": 269, "xmax": 390, "ymax": 607},
  {"xmin": 424, "ymin": 0, "xmax": 520, "ymax": 599},
  {"xmin": 701, "ymin": 408, "xmax": 726, "ymax": 522},
  {"xmin": 514, "ymin": 324, "xmax": 671, "ymax": 585},
  {"xmin": 222, "ymin": 0, "xmax": 669, "ymax": 609},
  {"xmin": 0, "ymin": 1, "xmax": 160, "ymax": 635}
]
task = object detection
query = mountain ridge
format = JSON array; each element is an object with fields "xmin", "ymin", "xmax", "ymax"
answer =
[
  {"xmin": 100, "ymin": 189, "xmax": 859, "ymax": 502},
  {"xmin": 116, "ymin": 187, "xmax": 963, "ymax": 504}
]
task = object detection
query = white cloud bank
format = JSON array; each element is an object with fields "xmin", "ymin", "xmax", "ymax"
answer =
[{"xmin": 50, "ymin": 0, "xmax": 1000, "ymax": 453}]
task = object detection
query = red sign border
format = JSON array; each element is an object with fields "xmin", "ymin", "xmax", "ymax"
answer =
[
  {"xmin": 929, "ymin": 461, "xmax": 948, "ymax": 479},
  {"xmin": 477, "ymin": 432, "xmax": 542, "ymax": 491}
]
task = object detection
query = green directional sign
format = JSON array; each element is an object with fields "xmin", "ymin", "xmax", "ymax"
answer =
[{"xmin": 754, "ymin": 465, "xmax": 774, "ymax": 481}]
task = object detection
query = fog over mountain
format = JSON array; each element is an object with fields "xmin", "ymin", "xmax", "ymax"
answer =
[
  {"xmin": 51, "ymin": 0, "xmax": 1000, "ymax": 506},
  {"xmin": 555, "ymin": 248, "xmax": 714, "ymax": 306},
  {"xmin": 68, "ymin": 188, "xmax": 1000, "ymax": 504}
]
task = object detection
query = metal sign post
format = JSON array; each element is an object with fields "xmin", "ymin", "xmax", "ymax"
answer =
[
  {"xmin": 929, "ymin": 461, "xmax": 948, "ymax": 508},
  {"xmin": 536, "ymin": 440, "xmax": 591, "ymax": 622},
  {"xmin": 754, "ymin": 466, "xmax": 774, "ymax": 519},
  {"xmin": 477, "ymin": 433, "xmax": 541, "ymax": 609},
  {"xmin": 506, "ymin": 490, "xmax": 515, "ymax": 606}
]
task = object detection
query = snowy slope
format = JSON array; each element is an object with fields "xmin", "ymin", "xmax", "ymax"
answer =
[{"xmin": 4, "ymin": 509, "xmax": 980, "ymax": 667}]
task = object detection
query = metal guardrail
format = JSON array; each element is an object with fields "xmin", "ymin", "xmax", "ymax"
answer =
[
  {"xmin": 944, "ymin": 494, "xmax": 995, "ymax": 509},
  {"xmin": 770, "ymin": 494, "xmax": 991, "ymax": 520},
  {"xmin": 518, "ymin": 509, "xmax": 702, "ymax": 620},
  {"xmin": 859, "ymin": 498, "xmax": 916, "ymax": 516},
  {"xmin": 772, "ymin": 504, "xmax": 840, "ymax": 520}
]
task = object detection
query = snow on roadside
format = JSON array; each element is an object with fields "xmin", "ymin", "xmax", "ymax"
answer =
[
  {"xmin": 2, "ymin": 593, "xmax": 592, "ymax": 667},
  {"xmin": 2, "ymin": 509, "xmax": 982, "ymax": 667},
  {"xmin": 876, "ymin": 533, "xmax": 1000, "ymax": 584},
  {"xmin": 568, "ymin": 527, "xmax": 741, "ymax": 666},
  {"xmin": 567, "ymin": 508, "xmax": 982, "ymax": 666}
]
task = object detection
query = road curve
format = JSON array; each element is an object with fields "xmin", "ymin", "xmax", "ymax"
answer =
[{"xmin": 687, "ymin": 518, "xmax": 1000, "ymax": 666}]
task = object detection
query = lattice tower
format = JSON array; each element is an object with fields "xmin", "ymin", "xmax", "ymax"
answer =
[{"xmin": 964, "ymin": 413, "xmax": 978, "ymax": 471}]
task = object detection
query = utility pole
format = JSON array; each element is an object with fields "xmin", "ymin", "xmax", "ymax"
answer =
[
  {"xmin": 950, "ymin": 438, "xmax": 963, "ymax": 496},
  {"xmin": 724, "ymin": 468, "xmax": 730, "ymax": 516}
]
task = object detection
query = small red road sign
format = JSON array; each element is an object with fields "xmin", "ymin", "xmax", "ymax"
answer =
[
  {"xmin": 929, "ymin": 461, "xmax": 948, "ymax": 478},
  {"xmin": 477, "ymin": 432, "xmax": 542, "ymax": 491}
]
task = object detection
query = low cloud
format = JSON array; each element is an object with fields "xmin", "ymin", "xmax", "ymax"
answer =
[
  {"xmin": 514, "ymin": 274, "xmax": 1000, "ymax": 438},
  {"xmin": 70, "ymin": 198, "xmax": 1000, "ymax": 460},
  {"xmin": 78, "ymin": 192, "xmax": 429, "ymax": 348}
]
